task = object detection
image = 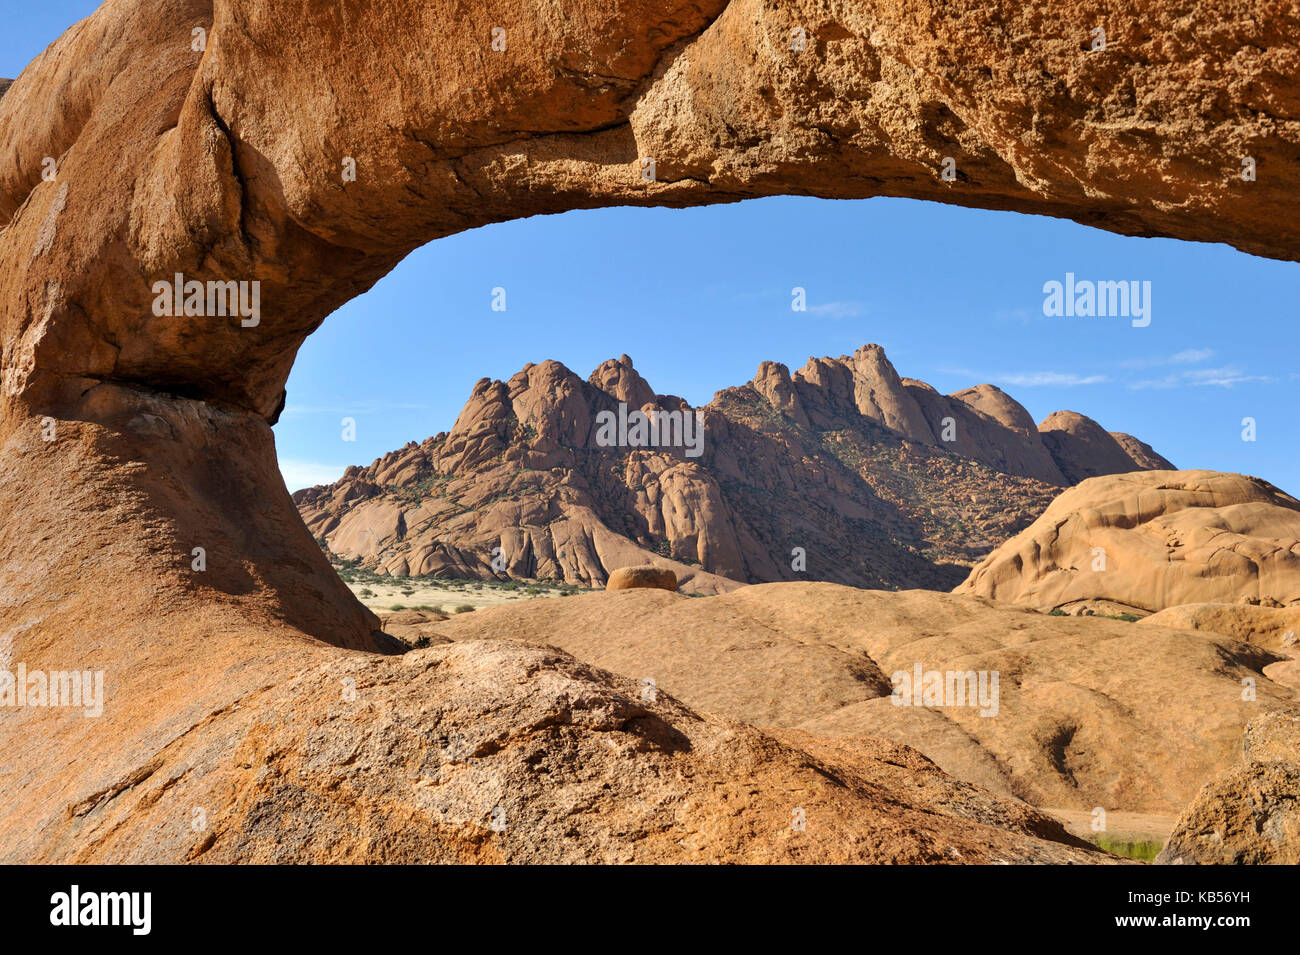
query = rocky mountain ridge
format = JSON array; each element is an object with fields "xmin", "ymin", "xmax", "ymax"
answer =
[{"xmin": 295, "ymin": 344, "xmax": 1171, "ymax": 590}]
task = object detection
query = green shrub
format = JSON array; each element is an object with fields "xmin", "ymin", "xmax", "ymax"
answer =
[
  {"xmin": 454, "ymin": 605, "xmax": 475, "ymax": 614},
  {"xmin": 1092, "ymin": 836, "xmax": 1163, "ymax": 862}
]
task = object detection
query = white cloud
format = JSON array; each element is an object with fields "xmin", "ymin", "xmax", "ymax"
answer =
[
  {"xmin": 1129, "ymin": 366, "xmax": 1274, "ymax": 390},
  {"xmin": 1169, "ymin": 348, "xmax": 1215, "ymax": 364},
  {"xmin": 1111, "ymin": 349, "xmax": 1273, "ymax": 389},
  {"xmin": 937, "ymin": 365, "xmax": 1109, "ymax": 388},
  {"xmin": 806, "ymin": 301, "xmax": 864, "ymax": 319},
  {"xmin": 1119, "ymin": 348, "xmax": 1214, "ymax": 369},
  {"xmin": 994, "ymin": 372, "xmax": 1110, "ymax": 387},
  {"xmin": 278, "ymin": 458, "xmax": 347, "ymax": 492}
]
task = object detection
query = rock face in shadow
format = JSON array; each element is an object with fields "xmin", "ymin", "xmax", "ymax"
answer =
[
  {"xmin": 297, "ymin": 346, "xmax": 1167, "ymax": 592},
  {"xmin": 934, "ymin": 383, "xmax": 1067, "ymax": 485},
  {"xmin": 1038, "ymin": 411, "xmax": 1173, "ymax": 484},
  {"xmin": 1109, "ymin": 432, "xmax": 1175, "ymax": 472},
  {"xmin": 957, "ymin": 471, "xmax": 1300, "ymax": 614},
  {"xmin": 0, "ymin": 1, "xmax": 1297, "ymax": 863},
  {"xmin": 1157, "ymin": 712, "xmax": 1300, "ymax": 865}
]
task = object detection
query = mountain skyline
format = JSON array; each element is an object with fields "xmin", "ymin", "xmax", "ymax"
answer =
[
  {"xmin": 271, "ymin": 196, "xmax": 1300, "ymax": 495},
  {"xmin": 295, "ymin": 343, "xmax": 1172, "ymax": 592}
]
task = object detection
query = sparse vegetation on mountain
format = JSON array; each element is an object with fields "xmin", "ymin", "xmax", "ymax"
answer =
[{"xmin": 297, "ymin": 346, "xmax": 1170, "ymax": 594}]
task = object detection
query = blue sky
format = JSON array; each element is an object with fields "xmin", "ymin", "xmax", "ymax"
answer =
[
  {"xmin": 277, "ymin": 200, "xmax": 1300, "ymax": 493},
  {"xmin": 12, "ymin": 5, "xmax": 1300, "ymax": 495}
]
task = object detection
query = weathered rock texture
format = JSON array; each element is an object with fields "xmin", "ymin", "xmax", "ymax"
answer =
[
  {"xmin": 296, "ymin": 347, "xmax": 1166, "ymax": 592},
  {"xmin": 1157, "ymin": 712, "xmax": 1300, "ymax": 864},
  {"xmin": 4, "ymin": 629, "xmax": 1115, "ymax": 864},
  {"xmin": 1, "ymin": 0, "xmax": 1297, "ymax": 863},
  {"xmin": 957, "ymin": 471, "xmax": 1300, "ymax": 614},
  {"xmin": 431, "ymin": 584, "xmax": 1299, "ymax": 817},
  {"xmin": 1142, "ymin": 602, "xmax": 1300, "ymax": 648}
]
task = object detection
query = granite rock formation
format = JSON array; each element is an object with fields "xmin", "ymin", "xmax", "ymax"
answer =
[
  {"xmin": 1, "ymin": 0, "xmax": 1297, "ymax": 863},
  {"xmin": 957, "ymin": 471, "xmax": 1300, "ymax": 614},
  {"xmin": 430, "ymin": 583, "xmax": 1299, "ymax": 817},
  {"xmin": 297, "ymin": 346, "xmax": 1168, "ymax": 591},
  {"xmin": 1157, "ymin": 712, "xmax": 1300, "ymax": 865}
]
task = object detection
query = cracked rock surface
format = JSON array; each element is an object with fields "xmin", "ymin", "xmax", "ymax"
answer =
[{"xmin": 0, "ymin": 1, "xmax": 1296, "ymax": 862}]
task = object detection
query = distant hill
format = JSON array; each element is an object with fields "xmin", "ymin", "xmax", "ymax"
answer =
[{"xmin": 295, "ymin": 343, "xmax": 1172, "ymax": 591}]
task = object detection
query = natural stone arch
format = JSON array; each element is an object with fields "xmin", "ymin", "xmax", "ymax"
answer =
[
  {"xmin": 3, "ymin": 0, "xmax": 1296, "ymax": 651},
  {"xmin": 0, "ymin": 0, "xmax": 1296, "ymax": 865}
]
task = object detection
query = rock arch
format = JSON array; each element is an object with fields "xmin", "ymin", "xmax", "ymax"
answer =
[{"xmin": 0, "ymin": 1, "xmax": 1296, "ymax": 861}]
